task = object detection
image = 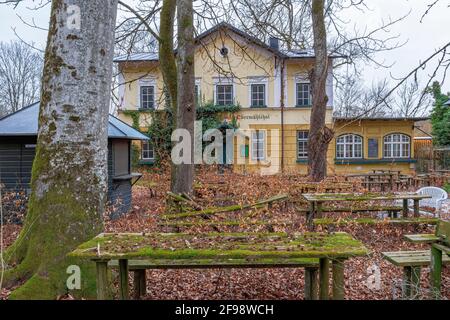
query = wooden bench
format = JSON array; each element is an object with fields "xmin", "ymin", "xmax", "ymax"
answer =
[
  {"xmin": 314, "ymin": 217, "xmax": 439, "ymax": 226},
  {"xmin": 404, "ymin": 220, "xmax": 450, "ymax": 298},
  {"xmin": 382, "ymin": 250, "xmax": 450, "ymax": 299},
  {"xmin": 108, "ymin": 257, "xmax": 320, "ymax": 300}
]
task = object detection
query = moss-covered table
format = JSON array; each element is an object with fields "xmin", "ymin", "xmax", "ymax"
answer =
[
  {"xmin": 303, "ymin": 192, "xmax": 432, "ymax": 229},
  {"xmin": 68, "ymin": 232, "xmax": 368, "ymax": 300}
]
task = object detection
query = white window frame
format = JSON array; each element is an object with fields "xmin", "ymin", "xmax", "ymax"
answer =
[
  {"xmin": 138, "ymin": 78, "xmax": 157, "ymax": 109},
  {"xmin": 383, "ymin": 133, "xmax": 410, "ymax": 158},
  {"xmin": 336, "ymin": 134, "xmax": 363, "ymax": 159},
  {"xmin": 141, "ymin": 141, "xmax": 154, "ymax": 160},
  {"xmin": 295, "ymin": 73, "xmax": 312, "ymax": 107},
  {"xmin": 251, "ymin": 130, "xmax": 266, "ymax": 161},
  {"xmin": 248, "ymin": 76, "xmax": 268, "ymax": 108},
  {"xmin": 139, "ymin": 85, "xmax": 155, "ymax": 110},
  {"xmin": 213, "ymin": 77, "xmax": 234, "ymax": 106},
  {"xmin": 297, "ymin": 131, "xmax": 309, "ymax": 159}
]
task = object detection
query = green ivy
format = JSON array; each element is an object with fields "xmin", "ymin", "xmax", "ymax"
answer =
[{"xmin": 147, "ymin": 100, "xmax": 241, "ymax": 165}]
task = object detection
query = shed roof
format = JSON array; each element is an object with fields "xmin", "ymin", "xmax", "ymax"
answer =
[{"xmin": 0, "ymin": 102, "xmax": 149, "ymax": 140}]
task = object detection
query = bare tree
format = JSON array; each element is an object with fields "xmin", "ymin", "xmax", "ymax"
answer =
[
  {"xmin": 333, "ymin": 71, "xmax": 364, "ymax": 117},
  {"xmin": 3, "ymin": 0, "xmax": 119, "ymax": 299},
  {"xmin": 392, "ymin": 80, "xmax": 432, "ymax": 117},
  {"xmin": 0, "ymin": 41, "xmax": 43, "ymax": 115}
]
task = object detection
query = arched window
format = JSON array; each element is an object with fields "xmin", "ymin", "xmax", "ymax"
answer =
[
  {"xmin": 336, "ymin": 134, "xmax": 363, "ymax": 159},
  {"xmin": 384, "ymin": 134, "xmax": 410, "ymax": 158}
]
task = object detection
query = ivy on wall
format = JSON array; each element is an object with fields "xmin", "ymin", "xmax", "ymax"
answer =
[{"xmin": 124, "ymin": 100, "xmax": 241, "ymax": 167}]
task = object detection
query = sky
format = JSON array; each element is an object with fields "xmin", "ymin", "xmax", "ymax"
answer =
[{"xmin": 0, "ymin": 0, "xmax": 449, "ymax": 93}]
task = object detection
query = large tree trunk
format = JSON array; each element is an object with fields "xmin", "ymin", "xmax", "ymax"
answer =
[
  {"xmin": 159, "ymin": 0, "xmax": 177, "ymax": 111},
  {"xmin": 3, "ymin": 0, "xmax": 118, "ymax": 299},
  {"xmin": 308, "ymin": 0, "xmax": 333, "ymax": 182},
  {"xmin": 159, "ymin": 0, "xmax": 180, "ymax": 190},
  {"xmin": 171, "ymin": 0, "xmax": 195, "ymax": 194}
]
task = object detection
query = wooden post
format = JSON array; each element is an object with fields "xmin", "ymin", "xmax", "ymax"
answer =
[
  {"xmin": 410, "ymin": 266, "xmax": 421, "ymax": 299},
  {"xmin": 307, "ymin": 202, "xmax": 315, "ymax": 231},
  {"xmin": 95, "ymin": 260, "xmax": 110, "ymax": 300},
  {"xmin": 319, "ymin": 258, "xmax": 330, "ymax": 300},
  {"xmin": 133, "ymin": 270, "xmax": 146, "ymax": 300},
  {"xmin": 413, "ymin": 199, "xmax": 420, "ymax": 218},
  {"xmin": 316, "ymin": 202, "xmax": 323, "ymax": 219},
  {"xmin": 332, "ymin": 259, "xmax": 345, "ymax": 300},
  {"xmin": 119, "ymin": 259, "xmax": 130, "ymax": 300},
  {"xmin": 430, "ymin": 245, "xmax": 442, "ymax": 299},
  {"xmin": 402, "ymin": 199, "xmax": 409, "ymax": 218},
  {"xmin": 304, "ymin": 267, "xmax": 318, "ymax": 300},
  {"xmin": 402, "ymin": 266, "xmax": 412, "ymax": 299}
]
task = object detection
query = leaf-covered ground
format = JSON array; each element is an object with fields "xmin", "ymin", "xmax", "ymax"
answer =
[{"xmin": 1, "ymin": 166, "xmax": 449, "ymax": 300}]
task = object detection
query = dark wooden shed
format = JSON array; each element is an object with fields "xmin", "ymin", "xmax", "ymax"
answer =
[{"xmin": 0, "ymin": 102, "xmax": 149, "ymax": 217}]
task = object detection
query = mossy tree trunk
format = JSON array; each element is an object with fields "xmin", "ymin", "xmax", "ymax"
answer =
[
  {"xmin": 3, "ymin": 0, "xmax": 119, "ymax": 299},
  {"xmin": 159, "ymin": 0, "xmax": 181, "ymax": 191},
  {"xmin": 308, "ymin": 0, "xmax": 334, "ymax": 182},
  {"xmin": 172, "ymin": 0, "xmax": 195, "ymax": 195}
]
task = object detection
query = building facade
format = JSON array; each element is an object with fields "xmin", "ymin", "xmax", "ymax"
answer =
[{"xmin": 115, "ymin": 23, "xmax": 423, "ymax": 175}]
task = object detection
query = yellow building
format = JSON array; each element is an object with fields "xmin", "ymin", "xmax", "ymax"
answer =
[{"xmin": 115, "ymin": 22, "xmax": 424, "ymax": 175}]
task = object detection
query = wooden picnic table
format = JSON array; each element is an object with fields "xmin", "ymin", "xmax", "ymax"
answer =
[
  {"xmin": 404, "ymin": 220, "xmax": 450, "ymax": 299},
  {"xmin": 302, "ymin": 192, "xmax": 432, "ymax": 229},
  {"xmin": 69, "ymin": 232, "xmax": 368, "ymax": 300},
  {"xmin": 345, "ymin": 172, "xmax": 397, "ymax": 191}
]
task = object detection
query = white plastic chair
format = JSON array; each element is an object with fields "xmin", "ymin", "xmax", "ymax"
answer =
[{"xmin": 415, "ymin": 187, "xmax": 448, "ymax": 217}]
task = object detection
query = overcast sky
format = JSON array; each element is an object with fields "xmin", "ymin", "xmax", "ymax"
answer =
[{"xmin": 0, "ymin": 0, "xmax": 449, "ymax": 92}]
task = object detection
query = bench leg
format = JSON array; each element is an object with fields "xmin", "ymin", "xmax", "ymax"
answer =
[
  {"xmin": 319, "ymin": 258, "xmax": 330, "ymax": 300},
  {"xmin": 410, "ymin": 266, "xmax": 421, "ymax": 299},
  {"xmin": 402, "ymin": 266, "xmax": 421, "ymax": 300},
  {"xmin": 95, "ymin": 260, "xmax": 110, "ymax": 300},
  {"xmin": 119, "ymin": 259, "xmax": 129, "ymax": 300},
  {"xmin": 402, "ymin": 266, "xmax": 412, "ymax": 299},
  {"xmin": 413, "ymin": 199, "xmax": 420, "ymax": 218},
  {"xmin": 332, "ymin": 259, "xmax": 345, "ymax": 300},
  {"xmin": 304, "ymin": 267, "xmax": 318, "ymax": 300},
  {"xmin": 133, "ymin": 270, "xmax": 146, "ymax": 300},
  {"xmin": 430, "ymin": 246, "xmax": 442, "ymax": 299}
]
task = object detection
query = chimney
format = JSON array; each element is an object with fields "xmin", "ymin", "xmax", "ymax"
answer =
[{"xmin": 269, "ymin": 37, "xmax": 279, "ymax": 50}]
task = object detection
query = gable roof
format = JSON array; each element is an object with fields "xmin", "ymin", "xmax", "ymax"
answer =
[
  {"xmin": 114, "ymin": 22, "xmax": 335, "ymax": 63},
  {"xmin": 0, "ymin": 102, "xmax": 149, "ymax": 140}
]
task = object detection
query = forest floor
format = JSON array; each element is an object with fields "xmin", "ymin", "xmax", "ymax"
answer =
[{"xmin": 1, "ymin": 166, "xmax": 449, "ymax": 300}]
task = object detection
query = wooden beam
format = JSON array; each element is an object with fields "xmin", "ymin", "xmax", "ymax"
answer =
[
  {"xmin": 95, "ymin": 260, "xmax": 110, "ymax": 300},
  {"xmin": 332, "ymin": 259, "xmax": 345, "ymax": 300},
  {"xmin": 119, "ymin": 259, "xmax": 129, "ymax": 300},
  {"xmin": 319, "ymin": 258, "xmax": 330, "ymax": 300}
]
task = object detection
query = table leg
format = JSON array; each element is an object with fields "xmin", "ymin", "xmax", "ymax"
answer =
[
  {"xmin": 430, "ymin": 245, "xmax": 442, "ymax": 299},
  {"xmin": 319, "ymin": 258, "xmax": 330, "ymax": 300},
  {"xmin": 316, "ymin": 202, "xmax": 323, "ymax": 219},
  {"xmin": 133, "ymin": 270, "xmax": 146, "ymax": 300},
  {"xmin": 119, "ymin": 259, "xmax": 129, "ymax": 300},
  {"xmin": 95, "ymin": 260, "xmax": 110, "ymax": 300},
  {"xmin": 402, "ymin": 199, "xmax": 409, "ymax": 218},
  {"xmin": 332, "ymin": 259, "xmax": 345, "ymax": 300},
  {"xmin": 413, "ymin": 199, "xmax": 420, "ymax": 218},
  {"xmin": 307, "ymin": 202, "xmax": 315, "ymax": 231},
  {"xmin": 304, "ymin": 267, "xmax": 318, "ymax": 300}
]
